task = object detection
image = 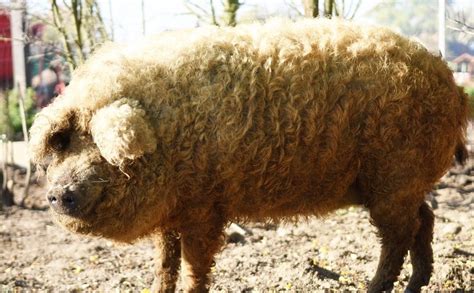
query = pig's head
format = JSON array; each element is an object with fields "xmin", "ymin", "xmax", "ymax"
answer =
[{"xmin": 29, "ymin": 98, "xmax": 168, "ymax": 242}]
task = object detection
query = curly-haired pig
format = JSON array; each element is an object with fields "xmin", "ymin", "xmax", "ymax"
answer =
[{"xmin": 29, "ymin": 18, "xmax": 468, "ymax": 292}]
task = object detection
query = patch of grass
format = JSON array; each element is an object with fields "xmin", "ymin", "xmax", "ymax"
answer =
[
  {"xmin": 0, "ymin": 88, "xmax": 37, "ymax": 139},
  {"xmin": 463, "ymin": 87, "xmax": 474, "ymax": 119}
]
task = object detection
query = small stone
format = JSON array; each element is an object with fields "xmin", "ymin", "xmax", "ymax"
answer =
[
  {"xmin": 461, "ymin": 183, "xmax": 474, "ymax": 193},
  {"xmin": 435, "ymin": 189, "xmax": 464, "ymax": 205},
  {"xmin": 14, "ymin": 280, "xmax": 27, "ymax": 287},
  {"xmin": 227, "ymin": 232, "xmax": 245, "ymax": 244},
  {"xmin": 441, "ymin": 223, "xmax": 462, "ymax": 236},
  {"xmin": 456, "ymin": 175, "xmax": 469, "ymax": 186},
  {"xmin": 435, "ymin": 188, "xmax": 455, "ymax": 199},
  {"xmin": 276, "ymin": 227, "xmax": 290, "ymax": 237},
  {"xmin": 226, "ymin": 223, "xmax": 252, "ymax": 243}
]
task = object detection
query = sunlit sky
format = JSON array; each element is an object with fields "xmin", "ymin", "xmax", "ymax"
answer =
[
  {"xmin": 22, "ymin": 0, "xmax": 377, "ymax": 41},
  {"xmin": 5, "ymin": 0, "xmax": 474, "ymax": 42}
]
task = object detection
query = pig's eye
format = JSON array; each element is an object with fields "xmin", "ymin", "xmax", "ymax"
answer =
[{"xmin": 49, "ymin": 131, "xmax": 71, "ymax": 152}]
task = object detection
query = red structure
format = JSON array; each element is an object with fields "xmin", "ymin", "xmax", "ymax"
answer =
[{"xmin": 0, "ymin": 10, "xmax": 13, "ymax": 88}]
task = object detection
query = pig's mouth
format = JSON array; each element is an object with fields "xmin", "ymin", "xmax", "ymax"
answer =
[
  {"xmin": 47, "ymin": 181, "xmax": 108, "ymax": 220},
  {"xmin": 49, "ymin": 185, "xmax": 109, "ymax": 235}
]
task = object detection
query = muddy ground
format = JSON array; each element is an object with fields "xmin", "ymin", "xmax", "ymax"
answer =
[{"xmin": 1, "ymin": 157, "xmax": 473, "ymax": 291}]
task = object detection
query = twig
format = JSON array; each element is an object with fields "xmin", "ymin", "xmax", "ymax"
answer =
[
  {"xmin": 447, "ymin": 25, "xmax": 474, "ymax": 36},
  {"xmin": 16, "ymin": 83, "xmax": 31, "ymax": 207},
  {"xmin": 285, "ymin": 0, "xmax": 304, "ymax": 16},
  {"xmin": 71, "ymin": 0, "xmax": 85, "ymax": 64},
  {"xmin": 183, "ymin": 0, "xmax": 220, "ymax": 26},
  {"xmin": 185, "ymin": 1, "xmax": 211, "ymax": 17},
  {"xmin": 62, "ymin": 0, "xmax": 72, "ymax": 10},
  {"xmin": 447, "ymin": 11, "xmax": 474, "ymax": 36},
  {"xmin": 84, "ymin": 0, "xmax": 97, "ymax": 49},
  {"xmin": 181, "ymin": 9, "xmax": 210, "ymax": 25},
  {"xmin": 108, "ymin": 0, "xmax": 114, "ymax": 41},
  {"xmin": 92, "ymin": 0, "xmax": 110, "ymax": 42},
  {"xmin": 346, "ymin": 0, "xmax": 361, "ymax": 20},
  {"xmin": 209, "ymin": 0, "xmax": 218, "ymax": 26}
]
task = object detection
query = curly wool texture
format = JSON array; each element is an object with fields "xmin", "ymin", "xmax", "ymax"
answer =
[
  {"xmin": 90, "ymin": 99, "xmax": 157, "ymax": 166},
  {"xmin": 29, "ymin": 18, "xmax": 469, "ymax": 292},
  {"xmin": 30, "ymin": 18, "xmax": 468, "ymax": 234}
]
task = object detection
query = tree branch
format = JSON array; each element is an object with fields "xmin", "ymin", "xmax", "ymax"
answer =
[
  {"xmin": 346, "ymin": 0, "xmax": 361, "ymax": 20},
  {"xmin": 71, "ymin": 0, "xmax": 85, "ymax": 64},
  {"xmin": 50, "ymin": 0, "xmax": 76, "ymax": 71},
  {"xmin": 209, "ymin": 0, "xmax": 218, "ymax": 26},
  {"xmin": 285, "ymin": 0, "xmax": 304, "ymax": 17},
  {"xmin": 447, "ymin": 12, "xmax": 474, "ymax": 36}
]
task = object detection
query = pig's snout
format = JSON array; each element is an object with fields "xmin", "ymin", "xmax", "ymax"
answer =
[{"xmin": 47, "ymin": 185, "xmax": 85, "ymax": 216}]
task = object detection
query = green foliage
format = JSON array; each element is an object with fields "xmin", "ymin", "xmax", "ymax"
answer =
[
  {"xmin": 465, "ymin": 87, "xmax": 474, "ymax": 97},
  {"xmin": 0, "ymin": 88, "xmax": 37, "ymax": 139},
  {"xmin": 0, "ymin": 93, "xmax": 10, "ymax": 138},
  {"xmin": 465, "ymin": 87, "xmax": 474, "ymax": 118},
  {"xmin": 368, "ymin": 0, "xmax": 438, "ymax": 50}
]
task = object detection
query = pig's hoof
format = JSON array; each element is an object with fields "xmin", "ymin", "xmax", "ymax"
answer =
[
  {"xmin": 368, "ymin": 280, "xmax": 394, "ymax": 293},
  {"xmin": 151, "ymin": 276, "xmax": 176, "ymax": 293}
]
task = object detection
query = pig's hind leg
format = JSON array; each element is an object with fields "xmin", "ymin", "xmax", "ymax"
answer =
[
  {"xmin": 366, "ymin": 191, "xmax": 425, "ymax": 293},
  {"xmin": 406, "ymin": 202, "xmax": 434, "ymax": 293},
  {"xmin": 180, "ymin": 220, "xmax": 226, "ymax": 292}
]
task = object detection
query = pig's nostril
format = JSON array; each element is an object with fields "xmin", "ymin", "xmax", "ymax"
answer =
[{"xmin": 48, "ymin": 195, "xmax": 58, "ymax": 204}]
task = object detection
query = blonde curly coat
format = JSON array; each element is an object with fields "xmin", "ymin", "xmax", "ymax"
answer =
[{"xmin": 29, "ymin": 18, "xmax": 468, "ymax": 292}]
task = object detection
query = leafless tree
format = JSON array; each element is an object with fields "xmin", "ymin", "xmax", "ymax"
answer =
[
  {"xmin": 223, "ymin": 0, "xmax": 240, "ymax": 26},
  {"xmin": 302, "ymin": 0, "xmax": 318, "ymax": 17},
  {"xmin": 298, "ymin": 0, "xmax": 362, "ymax": 19},
  {"xmin": 183, "ymin": 0, "xmax": 241, "ymax": 27},
  {"xmin": 49, "ymin": 0, "xmax": 110, "ymax": 71},
  {"xmin": 448, "ymin": 10, "xmax": 474, "ymax": 36}
]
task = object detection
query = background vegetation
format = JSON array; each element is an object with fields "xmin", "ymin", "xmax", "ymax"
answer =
[{"xmin": 0, "ymin": 89, "xmax": 35, "ymax": 140}]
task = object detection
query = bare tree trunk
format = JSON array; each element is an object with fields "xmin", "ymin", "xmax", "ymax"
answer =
[
  {"xmin": 84, "ymin": 0, "xmax": 96, "ymax": 49},
  {"xmin": 71, "ymin": 0, "xmax": 85, "ymax": 63},
  {"xmin": 93, "ymin": 0, "xmax": 110, "ymax": 42},
  {"xmin": 324, "ymin": 0, "xmax": 333, "ymax": 18},
  {"xmin": 51, "ymin": 0, "xmax": 110, "ymax": 69},
  {"xmin": 50, "ymin": 0, "xmax": 76, "ymax": 72},
  {"xmin": 223, "ymin": 0, "xmax": 240, "ymax": 27},
  {"xmin": 302, "ymin": 0, "xmax": 319, "ymax": 18},
  {"xmin": 84, "ymin": 0, "xmax": 110, "ymax": 50}
]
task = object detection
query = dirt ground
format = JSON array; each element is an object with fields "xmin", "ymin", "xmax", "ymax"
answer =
[{"xmin": 1, "ymin": 153, "xmax": 473, "ymax": 291}]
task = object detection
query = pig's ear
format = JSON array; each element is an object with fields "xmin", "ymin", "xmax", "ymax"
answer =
[{"xmin": 90, "ymin": 98, "xmax": 157, "ymax": 166}]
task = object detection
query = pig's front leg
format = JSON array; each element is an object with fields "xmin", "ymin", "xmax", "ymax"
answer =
[
  {"xmin": 180, "ymin": 221, "xmax": 225, "ymax": 292},
  {"xmin": 151, "ymin": 231, "xmax": 181, "ymax": 293}
]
